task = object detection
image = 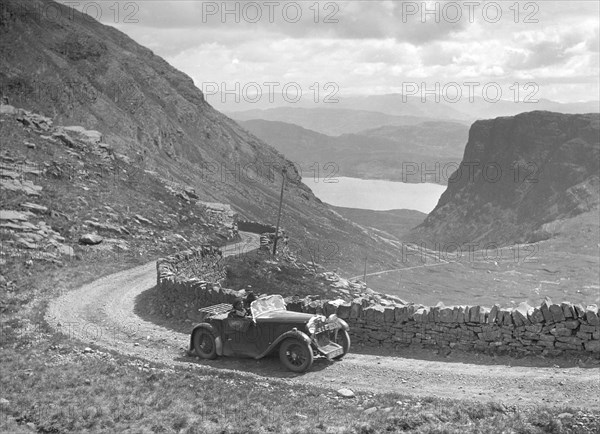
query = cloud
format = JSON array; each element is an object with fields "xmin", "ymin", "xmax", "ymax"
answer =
[{"xmin": 85, "ymin": 0, "xmax": 599, "ymax": 103}]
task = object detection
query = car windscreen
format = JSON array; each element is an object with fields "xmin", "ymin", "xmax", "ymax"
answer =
[{"xmin": 251, "ymin": 295, "xmax": 287, "ymax": 319}]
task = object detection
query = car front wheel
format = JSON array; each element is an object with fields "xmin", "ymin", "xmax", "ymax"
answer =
[
  {"xmin": 192, "ymin": 329, "xmax": 217, "ymax": 359},
  {"xmin": 279, "ymin": 338, "xmax": 314, "ymax": 373}
]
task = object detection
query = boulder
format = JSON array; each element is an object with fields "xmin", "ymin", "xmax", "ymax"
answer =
[
  {"xmin": 52, "ymin": 132, "xmax": 77, "ymax": 148},
  {"xmin": 63, "ymin": 126, "xmax": 102, "ymax": 144},
  {"xmin": 79, "ymin": 233, "xmax": 103, "ymax": 245},
  {"xmin": 337, "ymin": 388, "xmax": 355, "ymax": 398},
  {"xmin": 0, "ymin": 104, "xmax": 18, "ymax": 115},
  {"xmin": 81, "ymin": 130, "xmax": 102, "ymax": 144},
  {"xmin": 56, "ymin": 244, "xmax": 75, "ymax": 257},
  {"xmin": 20, "ymin": 202, "xmax": 48, "ymax": 213},
  {"xmin": 63, "ymin": 126, "xmax": 86, "ymax": 134},
  {"xmin": 364, "ymin": 407, "xmax": 378, "ymax": 415},
  {"xmin": 0, "ymin": 210, "xmax": 28, "ymax": 221},
  {"xmin": 134, "ymin": 214, "xmax": 153, "ymax": 225}
]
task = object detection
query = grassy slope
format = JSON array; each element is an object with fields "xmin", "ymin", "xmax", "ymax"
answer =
[
  {"xmin": 362, "ymin": 209, "xmax": 600, "ymax": 308},
  {"xmin": 330, "ymin": 206, "xmax": 427, "ymax": 241}
]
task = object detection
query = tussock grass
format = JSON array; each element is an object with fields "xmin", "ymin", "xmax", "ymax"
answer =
[{"xmin": 2, "ymin": 334, "xmax": 598, "ymax": 434}]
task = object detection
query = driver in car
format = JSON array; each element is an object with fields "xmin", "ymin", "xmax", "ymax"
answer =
[{"xmin": 228, "ymin": 298, "xmax": 246, "ymax": 318}]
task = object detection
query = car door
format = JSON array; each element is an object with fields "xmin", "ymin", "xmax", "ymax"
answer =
[{"xmin": 224, "ymin": 316, "xmax": 259, "ymax": 357}]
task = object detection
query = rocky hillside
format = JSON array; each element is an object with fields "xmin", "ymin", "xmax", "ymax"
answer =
[
  {"xmin": 0, "ymin": 0, "xmax": 402, "ymax": 276},
  {"xmin": 409, "ymin": 111, "xmax": 600, "ymax": 247}
]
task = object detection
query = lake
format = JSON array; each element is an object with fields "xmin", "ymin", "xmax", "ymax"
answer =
[{"xmin": 306, "ymin": 177, "xmax": 446, "ymax": 214}]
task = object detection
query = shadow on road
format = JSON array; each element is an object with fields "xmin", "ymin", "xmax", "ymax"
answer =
[
  {"xmin": 134, "ymin": 285, "xmax": 192, "ymax": 334},
  {"xmin": 174, "ymin": 351, "xmax": 336, "ymax": 379}
]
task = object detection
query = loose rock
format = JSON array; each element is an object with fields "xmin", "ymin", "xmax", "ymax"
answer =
[
  {"xmin": 337, "ymin": 388, "xmax": 355, "ymax": 398},
  {"xmin": 79, "ymin": 233, "xmax": 103, "ymax": 245}
]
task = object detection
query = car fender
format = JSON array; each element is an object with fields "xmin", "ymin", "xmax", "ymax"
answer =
[
  {"xmin": 189, "ymin": 323, "xmax": 223, "ymax": 356},
  {"xmin": 253, "ymin": 328, "xmax": 311, "ymax": 360},
  {"xmin": 334, "ymin": 317, "xmax": 349, "ymax": 331}
]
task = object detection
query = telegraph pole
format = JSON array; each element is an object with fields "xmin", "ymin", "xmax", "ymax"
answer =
[{"xmin": 273, "ymin": 166, "xmax": 286, "ymax": 255}]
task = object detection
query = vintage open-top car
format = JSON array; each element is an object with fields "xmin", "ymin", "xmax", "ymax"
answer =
[{"xmin": 189, "ymin": 295, "xmax": 350, "ymax": 372}]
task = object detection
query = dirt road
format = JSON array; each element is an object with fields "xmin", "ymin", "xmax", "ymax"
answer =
[{"xmin": 46, "ymin": 232, "xmax": 599, "ymax": 410}]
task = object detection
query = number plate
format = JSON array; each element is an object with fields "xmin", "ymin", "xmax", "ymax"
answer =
[{"xmin": 315, "ymin": 322, "xmax": 337, "ymax": 334}]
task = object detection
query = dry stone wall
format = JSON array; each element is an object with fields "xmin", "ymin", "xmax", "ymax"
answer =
[
  {"xmin": 156, "ymin": 246, "xmax": 243, "ymax": 322},
  {"xmin": 288, "ymin": 298, "xmax": 600, "ymax": 358},
  {"xmin": 236, "ymin": 220, "xmax": 276, "ymax": 234},
  {"xmin": 156, "ymin": 249, "xmax": 599, "ymax": 358}
]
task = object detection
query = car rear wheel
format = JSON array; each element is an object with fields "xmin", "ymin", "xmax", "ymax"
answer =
[
  {"xmin": 332, "ymin": 329, "xmax": 350, "ymax": 359},
  {"xmin": 193, "ymin": 329, "xmax": 217, "ymax": 359},
  {"xmin": 279, "ymin": 339, "xmax": 314, "ymax": 373}
]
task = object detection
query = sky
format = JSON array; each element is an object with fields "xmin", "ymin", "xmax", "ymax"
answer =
[{"xmin": 63, "ymin": 1, "xmax": 599, "ymax": 104}]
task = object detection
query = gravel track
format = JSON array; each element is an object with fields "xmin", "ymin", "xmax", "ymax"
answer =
[{"xmin": 46, "ymin": 232, "xmax": 600, "ymax": 410}]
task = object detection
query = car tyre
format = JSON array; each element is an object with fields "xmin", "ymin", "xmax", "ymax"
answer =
[
  {"xmin": 192, "ymin": 328, "xmax": 217, "ymax": 359},
  {"xmin": 332, "ymin": 329, "xmax": 351, "ymax": 359},
  {"xmin": 279, "ymin": 338, "xmax": 314, "ymax": 373}
]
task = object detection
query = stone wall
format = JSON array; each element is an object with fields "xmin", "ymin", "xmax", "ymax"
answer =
[
  {"xmin": 156, "ymin": 249, "xmax": 599, "ymax": 358},
  {"xmin": 155, "ymin": 246, "xmax": 242, "ymax": 321},
  {"xmin": 288, "ymin": 298, "xmax": 600, "ymax": 358},
  {"xmin": 236, "ymin": 220, "xmax": 276, "ymax": 234}
]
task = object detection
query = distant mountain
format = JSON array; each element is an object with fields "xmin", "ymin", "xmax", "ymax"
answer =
[
  {"xmin": 229, "ymin": 107, "xmax": 458, "ymax": 136},
  {"xmin": 238, "ymin": 119, "xmax": 465, "ymax": 184},
  {"xmin": 357, "ymin": 121, "xmax": 469, "ymax": 159},
  {"xmin": 332, "ymin": 94, "xmax": 472, "ymax": 120},
  {"xmin": 210, "ymin": 92, "xmax": 470, "ymax": 121},
  {"xmin": 221, "ymin": 93, "xmax": 599, "ymax": 126},
  {"xmin": 409, "ymin": 111, "xmax": 600, "ymax": 247}
]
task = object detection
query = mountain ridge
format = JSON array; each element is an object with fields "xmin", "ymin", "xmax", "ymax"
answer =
[{"xmin": 409, "ymin": 110, "xmax": 600, "ymax": 247}]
